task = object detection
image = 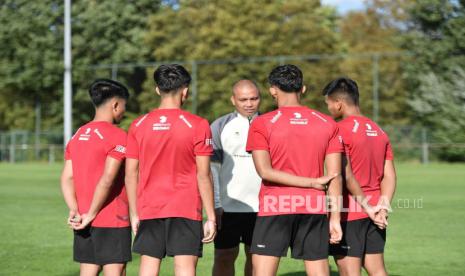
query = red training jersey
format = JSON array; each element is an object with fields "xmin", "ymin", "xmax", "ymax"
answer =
[
  {"xmin": 338, "ymin": 115, "xmax": 394, "ymax": 221},
  {"xmin": 246, "ymin": 106, "xmax": 343, "ymax": 216},
  {"xmin": 64, "ymin": 121, "xmax": 129, "ymax": 228},
  {"xmin": 126, "ymin": 108, "xmax": 213, "ymax": 221}
]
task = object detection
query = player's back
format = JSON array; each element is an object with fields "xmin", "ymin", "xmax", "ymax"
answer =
[
  {"xmin": 338, "ymin": 115, "xmax": 393, "ymax": 192},
  {"xmin": 247, "ymin": 106, "xmax": 343, "ymax": 215},
  {"xmin": 65, "ymin": 121, "xmax": 128, "ymax": 227},
  {"xmin": 126, "ymin": 108, "xmax": 212, "ymax": 221}
]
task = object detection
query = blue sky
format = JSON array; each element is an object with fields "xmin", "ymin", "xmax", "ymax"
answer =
[{"xmin": 321, "ymin": 0, "xmax": 366, "ymax": 14}]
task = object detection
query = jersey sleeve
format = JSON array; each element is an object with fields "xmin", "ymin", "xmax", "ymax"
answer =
[
  {"xmin": 125, "ymin": 122, "xmax": 139, "ymax": 159},
  {"xmin": 337, "ymin": 126, "xmax": 352, "ymax": 156},
  {"xmin": 385, "ymin": 140, "xmax": 394, "ymax": 160},
  {"xmin": 210, "ymin": 119, "xmax": 223, "ymax": 163},
  {"xmin": 326, "ymin": 124, "xmax": 344, "ymax": 155},
  {"xmin": 246, "ymin": 117, "xmax": 269, "ymax": 152},
  {"xmin": 194, "ymin": 119, "xmax": 214, "ymax": 156},
  {"xmin": 107, "ymin": 130, "xmax": 127, "ymax": 161}
]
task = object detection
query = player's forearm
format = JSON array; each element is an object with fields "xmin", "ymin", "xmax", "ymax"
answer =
[
  {"xmin": 379, "ymin": 160, "xmax": 397, "ymax": 209},
  {"xmin": 259, "ymin": 167, "xmax": 321, "ymax": 188},
  {"xmin": 61, "ymin": 178, "xmax": 78, "ymax": 212},
  {"xmin": 125, "ymin": 173, "xmax": 138, "ymax": 217},
  {"xmin": 327, "ymin": 175, "xmax": 342, "ymax": 221},
  {"xmin": 379, "ymin": 176, "xmax": 396, "ymax": 208},
  {"xmin": 197, "ymin": 173, "xmax": 216, "ymax": 222},
  {"xmin": 345, "ymin": 175, "xmax": 373, "ymax": 212},
  {"xmin": 86, "ymin": 177, "xmax": 114, "ymax": 218}
]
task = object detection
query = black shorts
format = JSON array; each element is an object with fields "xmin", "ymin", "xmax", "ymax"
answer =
[
  {"xmin": 250, "ymin": 214, "xmax": 329, "ymax": 260},
  {"xmin": 330, "ymin": 218, "xmax": 386, "ymax": 258},
  {"xmin": 214, "ymin": 212, "xmax": 257, "ymax": 249},
  {"xmin": 133, "ymin": 217, "xmax": 203, "ymax": 259},
  {"xmin": 73, "ymin": 226, "xmax": 132, "ymax": 265}
]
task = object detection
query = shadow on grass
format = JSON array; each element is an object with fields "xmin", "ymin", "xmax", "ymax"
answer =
[{"xmin": 280, "ymin": 269, "xmax": 339, "ymax": 276}]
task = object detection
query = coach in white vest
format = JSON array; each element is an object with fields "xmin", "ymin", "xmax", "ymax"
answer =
[{"xmin": 211, "ymin": 80, "xmax": 262, "ymax": 276}]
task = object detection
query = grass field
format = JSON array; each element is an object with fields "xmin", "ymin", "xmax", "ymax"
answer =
[{"xmin": 1, "ymin": 162, "xmax": 465, "ymax": 275}]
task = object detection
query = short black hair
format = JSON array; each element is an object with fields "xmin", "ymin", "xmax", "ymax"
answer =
[
  {"xmin": 153, "ymin": 64, "xmax": 191, "ymax": 93},
  {"xmin": 322, "ymin": 77, "xmax": 359, "ymax": 106},
  {"xmin": 88, "ymin": 79, "xmax": 129, "ymax": 107},
  {"xmin": 268, "ymin": 64, "xmax": 303, "ymax": 93}
]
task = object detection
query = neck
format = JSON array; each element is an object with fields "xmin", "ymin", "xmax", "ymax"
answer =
[
  {"xmin": 277, "ymin": 92, "xmax": 301, "ymax": 107},
  {"xmin": 93, "ymin": 108, "xmax": 113, "ymax": 123},
  {"xmin": 158, "ymin": 94, "xmax": 182, "ymax": 109},
  {"xmin": 342, "ymin": 105, "xmax": 362, "ymax": 119}
]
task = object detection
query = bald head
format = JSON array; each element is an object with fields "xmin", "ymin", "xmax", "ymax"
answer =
[{"xmin": 231, "ymin": 79, "xmax": 260, "ymax": 117}]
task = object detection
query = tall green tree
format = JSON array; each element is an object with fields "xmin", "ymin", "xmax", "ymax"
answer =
[
  {"xmin": 401, "ymin": 0, "xmax": 465, "ymax": 161},
  {"xmin": 142, "ymin": 0, "xmax": 343, "ymax": 120},
  {"xmin": 0, "ymin": 1, "xmax": 160, "ymax": 132}
]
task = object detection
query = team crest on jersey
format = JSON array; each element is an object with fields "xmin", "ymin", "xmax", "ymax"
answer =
[
  {"xmin": 365, "ymin": 123, "xmax": 378, "ymax": 137},
  {"xmin": 78, "ymin": 128, "xmax": 92, "ymax": 141},
  {"xmin": 153, "ymin": 115, "xmax": 171, "ymax": 131},
  {"xmin": 290, "ymin": 112, "xmax": 308, "ymax": 125}
]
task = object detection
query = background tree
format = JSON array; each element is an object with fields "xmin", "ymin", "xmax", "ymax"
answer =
[{"xmin": 142, "ymin": 0, "xmax": 343, "ymax": 120}]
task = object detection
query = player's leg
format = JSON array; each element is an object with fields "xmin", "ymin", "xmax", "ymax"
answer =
[
  {"xmin": 173, "ymin": 255, "xmax": 198, "ymax": 276},
  {"xmin": 133, "ymin": 219, "xmax": 166, "ymax": 276},
  {"xmin": 74, "ymin": 227, "xmax": 101, "ymax": 276},
  {"xmin": 291, "ymin": 215, "xmax": 329, "ymax": 276},
  {"xmin": 166, "ymin": 218, "xmax": 203, "ymax": 276},
  {"xmin": 102, "ymin": 263, "xmax": 126, "ymax": 276},
  {"xmin": 139, "ymin": 255, "xmax": 162, "ymax": 276},
  {"xmin": 213, "ymin": 247, "xmax": 239, "ymax": 276},
  {"xmin": 91, "ymin": 227, "xmax": 132, "ymax": 276},
  {"xmin": 334, "ymin": 256, "xmax": 362, "ymax": 276},
  {"xmin": 79, "ymin": 263, "xmax": 100, "ymax": 276},
  {"xmin": 330, "ymin": 218, "xmax": 370, "ymax": 276},
  {"xmin": 213, "ymin": 212, "xmax": 241, "ymax": 276},
  {"xmin": 363, "ymin": 221, "xmax": 387, "ymax": 276},
  {"xmin": 363, "ymin": 254, "xmax": 387, "ymax": 276},
  {"xmin": 250, "ymin": 215, "xmax": 292, "ymax": 276},
  {"xmin": 242, "ymin": 213, "xmax": 257, "ymax": 276},
  {"xmin": 303, "ymin": 259, "xmax": 329, "ymax": 276},
  {"xmin": 244, "ymin": 245, "xmax": 253, "ymax": 276},
  {"xmin": 252, "ymin": 255, "xmax": 280, "ymax": 276}
]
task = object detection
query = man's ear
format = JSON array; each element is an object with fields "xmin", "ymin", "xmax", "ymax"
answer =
[
  {"xmin": 155, "ymin": 87, "xmax": 161, "ymax": 96},
  {"xmin": 269, "ymin": 87, "xmax": 278, "ymax": 99},
  {"xmin": 301, "ymin": 85, "xmax": 307, "ymax": 95},
  {"xmin": 230, "ymin": 95, "xmax": 236, "ymax": 106},
  {"xmin": 181, "ymin": 87, "xmax": 189, "ymax": 100},
  {"xmin": 111, "ymin": 98, "xmax": 119, "ymax": 110}
]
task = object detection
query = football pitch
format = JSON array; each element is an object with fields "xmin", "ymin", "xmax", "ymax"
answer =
[{"xmin": 0, "ymin": 163, "xmax": 464, "ymax": 275}]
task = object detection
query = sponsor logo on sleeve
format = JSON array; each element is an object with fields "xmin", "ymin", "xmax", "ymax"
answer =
[{"xmin": 115, "ymin": 145, "xmax": 126, "ymax": 154}]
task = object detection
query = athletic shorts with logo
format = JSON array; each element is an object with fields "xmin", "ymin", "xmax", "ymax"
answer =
[
  {"xmin": 74, "ymin": 226, "xmax": 132, "ymax": 265},
  {"xmin": 330, "ymin": 218, "xmax": 386, "ymax": 257},
  {"xmin": 133, "ymin": 218, "xmax": 203, "ymax": 259},
  {"xmin": 251, "ymin": 214, "xmax": 328, "ymax": 260}
]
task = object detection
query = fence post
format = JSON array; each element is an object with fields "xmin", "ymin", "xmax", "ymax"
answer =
[
  {"xmin": 191, "ymin": 61, "xmax": 198, "ymax": 114},
  {"xmin": 49, "ymin": 145, "xmax": 55, "ymax": 164},
  {"xmin": 9, "ymin": 132, "xmax": 16, "ymax": 163},
  {"xmin": 372, "ymin": 54, "xmax": 380, "ymax": 122},
  {"xmin": 111, "ymin": 64, "xmax": 118, "ymax": 80},
  {"xmin": 421, "ymin": 128, "xmax": 429, "ymax": 164}
]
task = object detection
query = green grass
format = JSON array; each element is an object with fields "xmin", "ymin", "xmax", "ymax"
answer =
[{"xmin": 1, "ymin": 162, "xmax": 465, "ymax": 275}]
